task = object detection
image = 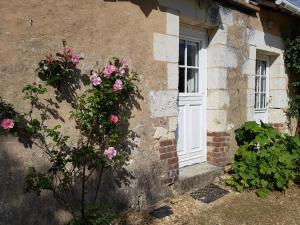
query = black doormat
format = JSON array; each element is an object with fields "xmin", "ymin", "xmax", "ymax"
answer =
[
  {"xmin": 190, "ymin": 184, "xmax": 229, "ymax": 203},
  {"xmin": 149, "ymin": 205, "xmax": 173, "ymax": 219}
]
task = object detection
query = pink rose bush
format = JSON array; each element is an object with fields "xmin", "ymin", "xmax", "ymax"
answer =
[
  {"xmin": 1, "ymin": 118, "xmax": 14, "ymax": 130},
  {"xmin": 90, "ymin": 72, "xmax": 102, "ymax": 86},
  {"xmin": 3, "ymin": 50, "xmax": 138, "ymax": 224},
  {"xmin": 119, "ymin": 59, "xmax": 128, "ymax": 76},
  {"xmin": 104, "ymin": 147, "xmax": 117, "ymax": 160},
  {"xmin": 110, "ymin": 115, "xmax": 119, "ymax": 124},
  {"xmin": 103, "ymin": 65, "xmax": 117, "ymax": 78},
  {"xmin": 37, "ymin": 41, "xmax": 83, "ymax": 85},
  {"xmin": 71, "ymin": 54, "xmax": 81, "ymax": 65},
  {"xmin": 113, "ymin": 79, "xmax": 123, "ymax": 92}
]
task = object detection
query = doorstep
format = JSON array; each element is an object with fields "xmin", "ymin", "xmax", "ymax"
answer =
[{"xmin": 176, "ymin": 162, "xmax": 222, "ymax": 194}]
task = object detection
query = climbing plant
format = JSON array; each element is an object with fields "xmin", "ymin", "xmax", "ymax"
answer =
[
  {"xmin": 0, "ymin": 41, "xmax": 138, "ymax": 225},
  {"xmin": 284, "ymin": 36, "xmax": 300, "ymax": 134}
]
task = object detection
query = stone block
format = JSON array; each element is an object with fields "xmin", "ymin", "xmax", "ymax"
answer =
[
  {"xmin": 209, "ymin": 25, "xmax": 228, "ymax": 46},
  {"xmin": 270, "ymin": 63, "xmax": 286, "ymax": 78},
  {"xmin": 207, "ymin": 109, "xmax": 227, "ymax": 132},
  {"xmin": 247, "ymin": 88, "xmax": 255, "ymax": 108},
  {"xmin": 269, "ymin": 90, "xmax": 288, "ymax": 108},
  {"xmin": 153, "ymin": 33, "xmax": 179, "ymax": 62},
  {"xmin": 207, "ymin": 68, "xmax": 227, "ymax": 89},
  {"xmin": 207, "ymin": 90, "xmax": 229, "ymax": 110},
  {"xmin": 168, "ymin": 117, "xmax": 178, "ymax": 132},
  {"xmin": 248, "ymin": 45, "xmax": 256, "ymax": 60},
  {"xmin": 268, "ymin": 108, "xmax": 287, "ymax": 124},
  {"xmin": 154, "ymin": 127, "xmax": 168, "ymax": 140},
  {"xmin": 207, "ymin": 45, "xmax": 237, "ymax": 68},
  {"xmin": 166, "ymin": 9, "xmax": 179, "ymax": 36},
  {"xmin": 247, "ymin": 75, "xmax": 255, "ymax": 90},
  {"xmin": 247, "ymin": 107, "xmax": 255, "ymax": 121},
  {"xmin": 270, "ymin": 77, "xmax": 287, "ymax": 90},
  {"xmin": 150, "ymin": 90, "xmax": 178, "ymax": 118},
  {"xmin": 167, "ymin": 63, "xmax": 179, "ymax": 90},
  {"xmin": 243, "ymin": 59, "xmax": 255, "ymax": 75}
]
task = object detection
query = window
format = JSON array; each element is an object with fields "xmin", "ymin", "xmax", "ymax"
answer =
[
  {"xmin": 178, "ymin": 39, "xmax": 201, "ymax": 93},
  {"xmin": 254, "ymin": 59, "xmax": 267, "ymax": 110}
]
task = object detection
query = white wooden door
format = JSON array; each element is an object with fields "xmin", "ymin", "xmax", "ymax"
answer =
[
  {"xmin": 254, "ymin": 55, "xmax": 269, "ymax": 124},
  {"xmin": 177, "ymin": 27, "xmax": 207, "ymax": 168}
]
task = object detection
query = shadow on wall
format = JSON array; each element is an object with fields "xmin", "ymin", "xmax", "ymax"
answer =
[
  {"xmin": 0, "ymin": 142, "xmax": 68, "ymax": 225},
  {"xmin": 0, "ymin": 56, "xmax": 155, "ymax": 224},
  {"xmin": 103, "ymin": 0, "xmax": 159, "ymax": 17}
]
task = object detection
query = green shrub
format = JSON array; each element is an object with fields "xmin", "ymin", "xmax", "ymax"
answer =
[{"xmin": 227, "ymin": 121, "xmax": 300, "ymax": 197}]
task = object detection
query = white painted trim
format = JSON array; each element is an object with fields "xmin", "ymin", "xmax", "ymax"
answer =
[
  {"xmin": 254, "ymin": 54, "xmax": 270, "ymax": 123},
  {"xmin": 178, "ymin": 25, "xmax": 208, "ymax": 164}
]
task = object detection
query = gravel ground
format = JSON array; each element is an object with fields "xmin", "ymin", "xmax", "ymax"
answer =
[{"xmin": 119, "ymin": 185, "xmax": 300, "ymax": 225}]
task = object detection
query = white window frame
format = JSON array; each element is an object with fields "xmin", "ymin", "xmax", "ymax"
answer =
[
  {"xmin": 254, "ymin": 55, "xmax": 270, "ymax": 115},
  {"xmin": 178, "ymin": 27, "xmax": 207, "ymax": 97}
]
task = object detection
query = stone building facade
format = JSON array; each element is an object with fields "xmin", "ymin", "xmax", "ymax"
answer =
[{"xmin": 0, "ymin": 0, "xmax": 299, "ymax": 224}]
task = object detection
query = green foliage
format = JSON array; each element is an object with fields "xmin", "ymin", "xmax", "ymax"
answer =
[
  {"xmin": 0, "ymin": 97, "xmax": 19, "ymax": 133},
  {"xmin": 0, "ymin": 96, "xmax": 17, "ymax": 120},
  {"xmin": 284, "ymin": 37, "xmax": 300, "ymax": 75},
  {"xmin": 68, "ymin": 205, "xmax": 116, "ymax": 225},
  {"xmin": 284, "ymin": 37, "xmax": 300, "ymax": 121},
  {"xmin": 227, "ymin": 121, "xmax": 300, "ymax": 197},
  {"xmin": 14, "ymin": 43, "xmax": 139, "ymax": 224},
  {"xmin": 25, "ymin": 167, "xmax": 53, "ymax": 195},
  {"xmin": 36, "ymin": 40, "xmax": 83, "ymax": 85}
]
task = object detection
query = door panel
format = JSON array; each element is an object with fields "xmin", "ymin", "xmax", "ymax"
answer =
[{"xmin": 177, "ymin": 27, "xmax": 207, "ymax": 168}]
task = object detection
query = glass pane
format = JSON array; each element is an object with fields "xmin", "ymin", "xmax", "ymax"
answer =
[
  {"xmin": 256, "ymin": 60, "xmax": 260, "ymax": 75},
  {"xmin": 255, "ymin": 93, "xmax": 259, "ymax": 109},
  {"xmin": 178, "ymin": 68, "xmax": 185, "ymax": 93},
  {"xmin": 260, "ymin": 93, "xmax": 266, "ymax": 108},
  {"xmin": 255, "ymin": 76, "xmax": 259, "ymax": 92},
  {"xmin": 187, "ymin": 69, "xmax": 198, "ymax": 93},
  {"xmin": 261, "ymin": 77, "xmax": 266, "ymax": 92},
  {"xmin": 261, "ymin": 61, "xmax": 266, "ymax": 76},
  {"xmin": 187, "ymin": 41, "xmax": 199, "ymax": 67},
  {"xmin": 179, "ymin": 39, "xmax": 185, "ymax": 66}
]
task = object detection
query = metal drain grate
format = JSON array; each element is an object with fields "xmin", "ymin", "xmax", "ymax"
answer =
[
  {"xmin": 149, "ymin": 205, "xmax": 173, "ymax": 219},
  {"xmin": 190, "ymin": 184, "xmax": 229, "ymax": 203}
]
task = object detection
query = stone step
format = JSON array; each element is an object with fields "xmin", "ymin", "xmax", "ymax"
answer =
[{"xmin": 176, "ymin": 162, "xmax": 222, "ymax": 194}]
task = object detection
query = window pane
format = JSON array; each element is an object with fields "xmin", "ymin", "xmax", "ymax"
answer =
[
  {"xmin": 179, "ymin": 39, "xmax": 185, "ymax": 66},
  {"xmin": 255, "ymin": 93, "xmax": 259, "ymax": 109},
  {"xmin": 187, "ymin": 41, "xmax": 199, "ymax": 67},
  {"xmin": 187, "ymin": 69, "xmax": 198, "ymax": 93},
  {"xmin": 255, "ymin": 76, "xmax": 259, "ymax": 92},
  {"xmin": 256, "ymin": 60, "xmax": 260, "ymax": 75},
  {"xmin": 261, "ymin": 61, "xmax": 266, "ymax": 76},
  {"xmin": 261, "ymin": 77, "xmax": 266, "ymax": 92},
  {"xmin": 260, "ymin": 93, "xmax": 266, "ymax": 108},
  {"xmin": 178, "ymin": 68, "xmax": 185, "ymax": 93}
]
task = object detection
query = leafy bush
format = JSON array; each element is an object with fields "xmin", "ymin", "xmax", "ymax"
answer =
[{"xmin": 227, "ymin": 121, "xmax": 300, "ymax": 197}]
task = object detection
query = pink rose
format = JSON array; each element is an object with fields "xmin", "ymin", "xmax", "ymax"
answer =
[
  {"xmin": 1, "ymin": 119, "xmax": 14, "ymax": 130},
  {"xmin": 71, "ymin": 54, "xmax": 81, "ymax": 65},
  {"xmin": 90, "ymin": 72, "xmax": 102, "ymax": 86},
  {"xmin": 47, "ymin": 57, "xmax": 55, "ymax": 64},
  {"xmin": 104, "ymin": 147, "xmax": 117, "ymax": 160},
  {"xmin": 103, "ymin": 65, "xmax": 117, "ymax": 78},
  {"xmin": 119, "ymin": 59, "xmax": 128, "ymax": 76},
  {"xmin": 113, "ymin": 79, "xmax": 123, "ymax": 92},
  {"xmin": 110, "ymin": 115, "xmax": 119, "ymax": 124}
]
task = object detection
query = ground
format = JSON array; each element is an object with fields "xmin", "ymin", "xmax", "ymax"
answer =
[{"xmin": 119, "ymin": 185, "xmax": 300, "ymax": 225}]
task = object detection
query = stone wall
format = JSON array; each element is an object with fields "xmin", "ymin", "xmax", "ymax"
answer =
[
  {"xmin": 0, "ymin": 0, "xmax": 298, "ymax": 224},
  {"xmin": 0, "ymin": 1, "xmax": 170, "ymax": 224}
]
